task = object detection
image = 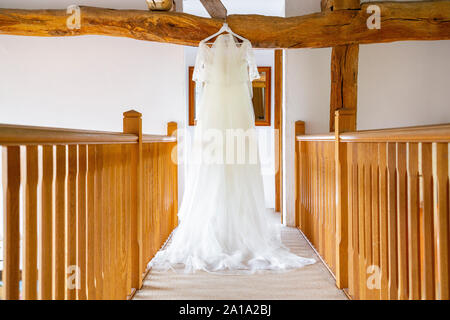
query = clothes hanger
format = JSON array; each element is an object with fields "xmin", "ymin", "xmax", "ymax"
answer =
[{"xmin": 200, "ymin": 22, "xmax": 247, "ymax": 46}]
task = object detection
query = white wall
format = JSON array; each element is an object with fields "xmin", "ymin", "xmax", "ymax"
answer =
[
  {"xmin": 358, "ymin": 40, "xmax": 450, "ymax": 130},
  {"xmin": 0, "ymin": 1, "xmax": 187, "ymax": 236},
  {"xmin": 283, "ymin": 0, "xmax": 329, "ymax": 226}
]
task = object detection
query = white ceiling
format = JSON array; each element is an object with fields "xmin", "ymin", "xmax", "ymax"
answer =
[
  {"xmin": 1, "ymin": 1, "xmax": 285, "ymax": 16},
  {"xmin": 183, "ymin": 0, "xmax": 285, "ymax": 17}
]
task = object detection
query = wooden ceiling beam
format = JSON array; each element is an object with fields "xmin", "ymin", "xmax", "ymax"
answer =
[
  {"xmin": 199, "ymin": 0, "xmax": 227, "ymax": 19},
  {"xmin": 0, "ymin": 1, "xmax": 449, "ymax": 49}
]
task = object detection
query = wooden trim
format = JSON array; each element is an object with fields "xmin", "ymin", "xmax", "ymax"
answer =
[
  {"xmin": 188, "ymin": 66, "xmax": 272, "ymax": 126},
  {"xmin": 188, "ymin": 66, "xmax": 196, "ymax": 126},
  {"xmin": 254, "ymin": 66, "xmax": 272, "ymax": 127},
  {"xmin": 274, "ymin": 50, "xmax": 283, "ymax": 213},
  {"xmin": 1, "ymin": 2, "xmax": 449, "ymax": 48}
]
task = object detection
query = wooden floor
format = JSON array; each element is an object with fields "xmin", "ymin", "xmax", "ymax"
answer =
[{"xmin": 134, "ymin": 215, "xmax": 347, "ymax": 300}]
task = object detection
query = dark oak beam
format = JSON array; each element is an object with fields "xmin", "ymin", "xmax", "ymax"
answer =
[
  {"xmin": 199, "ymin": 0, "xmax": 227, "ymax": 19},
  {"xmin": 328, "ymin": 0, "xmax": 360, "ymax": 132},
  {"xmin": 0, "ymin": 2, "xmax": 449, "ymax": 48}
]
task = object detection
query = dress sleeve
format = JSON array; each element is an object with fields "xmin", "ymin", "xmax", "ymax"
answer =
[
  {"xmin": 192, "ymin": 44, "xmax": 206, "ymax": 84},
  {"xmin": 245, "ymin": 41, "xmax": 260, "ymax": 82}
]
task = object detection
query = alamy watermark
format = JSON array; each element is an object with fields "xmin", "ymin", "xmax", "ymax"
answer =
[
  {"xmin": 67, "ymin": 265, "xmax": 81, "ymax": 290},
  {"xmin": 366, "ymin": 5, "xmax": 381, "ymax": 30},
  {"xmin": 366, "ymin": 265, "xmax": 381, "ymax": 290},
  {"xmin": 66, "ymin": 5, "xmax": 81, "ymax": 30}
]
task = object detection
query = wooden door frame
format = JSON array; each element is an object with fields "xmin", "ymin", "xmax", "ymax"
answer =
[{"xmin": 274, "ymin": 49, "xmax": 283, "ymax": 221}]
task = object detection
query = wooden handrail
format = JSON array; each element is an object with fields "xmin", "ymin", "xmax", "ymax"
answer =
[
  {"xmin": 296, "ymin": 123, "xmax": 450, "ymax": 143},
  {"xmin": 296, "ymin": 133, "xmax": 335, "ymax": 141},
  {"xmin": 339, "ymin": 123, "xmax": 450, "ymax": 143},
  {"xmin": 0, "ymin": 123, "xmax": 175, "ymax": 145},
  {"xmin": 142, "ymin": 134, "xmax": 176, "ymax": 143}
]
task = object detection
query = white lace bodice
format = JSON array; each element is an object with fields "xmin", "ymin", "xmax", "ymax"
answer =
[{"xmin": 193, "ymin": 33, "xmax": 260, "ymax": 97}]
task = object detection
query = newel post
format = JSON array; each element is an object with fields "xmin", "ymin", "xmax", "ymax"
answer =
[
  {"xmin": 167, "ymin": 122, "xmax": 178, "ymax": 229},
  {"xmin": 335, "ymin": 109, "xmax": 354, "ymax": 289},
  {"xmin": 295, "ymin": 121, "xmax": 305, "ymax": 228},
  {"xmin": 123, "ymin": 110, "xmax": 143, "ymax": 291}
]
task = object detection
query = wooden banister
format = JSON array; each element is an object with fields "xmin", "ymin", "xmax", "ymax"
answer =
[
  {"xmin": 339, "ymin": 123, "xmax": 450, "ymax": 143},
  {"xmin": 295, "ymin": 113, "xmax": 450, "ymax": 300},
  {"xmin": 296, "ymin": 134, "xmax": 335, "ymax": 141},
  {"xmin": 1, "ymin": 110, "xmax": 178, "ymax": 300},
  {"xmin": 0, "ymin": 122, "xmax": 176, "ymax": 145}
]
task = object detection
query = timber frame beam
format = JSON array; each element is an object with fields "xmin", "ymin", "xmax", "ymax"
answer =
[{"xmin": 0, "ymin": 1, "xmax": 449, "ymax": 48}]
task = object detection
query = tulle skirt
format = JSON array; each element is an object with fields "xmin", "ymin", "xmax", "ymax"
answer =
[{"xmin": 148, "ymin": 81, "xmax": 315, "ymax": 273}]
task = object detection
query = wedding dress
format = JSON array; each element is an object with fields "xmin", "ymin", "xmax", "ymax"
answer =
[{"xmin": 149, "ymin": 33, "xmax": 315, "ymax": 273}]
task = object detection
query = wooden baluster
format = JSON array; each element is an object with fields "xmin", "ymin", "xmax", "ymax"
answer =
[
  {"xmin": 23, "ymin": 146, "xmax": 38, "ymax": 300},
  {"xmin": 86, "ymin": 145, "xmax": 96, "ymax": 299},
  {"xmin": 387, "ymin": 143, "xmax": 398, "ymax": 300},
  {"xmin": 347, "ymin": 143, "xmax": 355, "ymax": 298},
  {"xmin": 435, "ymin": 143, "xmax": 449, "ymax": 300},
  {"xmin": 102, "ymin": 146, "xmax": 111, "ymax": 299},
  {"xmin": 314, "ymin": 141, "xmax": 318, "ymax": 247},
  {"xmin": 2, "ymin": 146, "xmax": 21, "ymax": 300},
  {"xmin": 324, "ymin": 143, "xmax": 329, "ymax": 268},
  {"xmin": 351, "ymin": 143, "xmax": 360, "ymax": 299},
  {"xmin": 371, "ymin": 143, "xmax": 380, "ymax": 299},
  {"xmin": 420, "ymin": 143, "xmax": 434, "ymax": 299},
  {"xmin": 66, "ymin": 145, "xmax": 77, "ymax": 300},
  {"xmin": 115, "ymin": 144, "xmax": 125, "ymax": 299},
  {"xmin": 407, "ymin": 143, "xmax": 420, "ymax": 299},
  {"xmin": 357, "ymin": 143, "xmax": 366, "ymax": 299},
  {"xmin": 396, "ymin": 142, "xmax": 408, "ymax": 300},
  {"xmin": 378, "ymin": 143, "xmax": 389, "ymax": 300},
  {"xmin": 305, "ymin": 142, "xmax": 310, "ymax": 238},
  {"xmin": 123, "ymin": 110, "xmax": 142, "ymax": 291},
  {"xmin": 39, "ymin": 145, "xmax": 53, "ymax": 300},
  {"xmin": 363, "ymin": 143, "xmax": 373, "ymax": 299},
  {"xmin": 335, "ymin": 113, "xmax": 348, "ymax": 289},
  {"xmin": 318, "ymin": 143, "xmax": 324, "ymax": 257},
  {"xmin": 94, "ymin": 145, "xmax": 104, "ymax": 299},
  {"xmin": 163, "ymin": 143, "xmax": 167, "ymax": 244},
  {"xmin": 158, "ymin": 143, "xmax": 164, "ymax": 249},
  {"xmin": 153, "ymin": 144, "xmax": 160, "ymax": 255},
  {"xmin": 124, "ymin": 145, "xmax": 133, "ymax": 297},
  {"xmin": 372, "ymin": 143, "xmax": 381, "ymax": 298},
  {"xmin": 77, "ymin": 145, "xmax": 87, "ymax": 300},
  {"xmin": 110, "ymin": 145, "xmax": 118, "ymax": 299},
  {"xmin": 296, "ymin": 139, "xmax": 302, "ymax": 229},
  {"xmin": 146, "ymin": 143, "xmax": 151, "ymax": 262},
  {"xmin": 54, "ymin": 145, "xmax": 66, "ymax": 300},
  {"xmin": 330, "ymin": 142, "xmax": 334, "ymax": 269},
  {"xmin": 167, "ymin": 122, "xmax": 178, "ymax": 231}
]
